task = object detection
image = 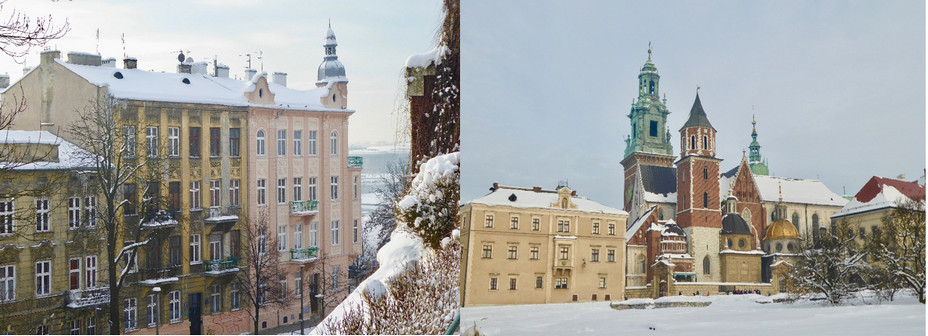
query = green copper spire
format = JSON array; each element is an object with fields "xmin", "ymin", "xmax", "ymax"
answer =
[
  {"xmin": 624, "ymin": 46, "xmax": 673, "ymax": 158},
  {"xmin": 748, "ymin": 111, "xmax": 770, "ymax": 175}
]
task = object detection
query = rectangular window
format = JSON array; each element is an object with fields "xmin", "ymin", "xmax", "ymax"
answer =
[
  {"xmin": 649, "ymin": 120, "xmax": 658, "ymax": 137},
  {"xmin": 353, "ymin": 219, "xmax": 359, "ymax": 244},
  {"xmin": 257, "ymin": 179, "xmax": 266, "ymax": 205},
  {"xmin": 210, "ymin": 284, "xmax": 221, "ymax": 314},
  {"xmin": 168, "ymin": 127, "xmax": 179, "ymax": 157},
  {"xmin": 353, "ymin": 176, "xmax": 359, "ymax": 200},
  {"xmin": 0, "ymin": 200, "xmax": 12, "ymax": 234},
  {"xmin": 591, "ymin": 249, "xmax": 600, "ymax": 262},
  {"xmin": 489, "ymin": 277, "xmax": 497, "ymax": 290},
  {"xmin": 209, "ymin": 234, "xmax": 221, "ymax": 261},
  {"xmin": 330, "ymin": 131, "xmax": 338, "ymax": 156},
  {"xmin": 599, "ymin": 277, "xmax": 606, "ymax": 289},
  {"xmin": 510, "ymin": 216, "xmax": 519, "ymax": 229},
  {"xmin": 229, "ymin": 128, "xmax": 240, "ymax": 157},
  {"xmin": 256, "ymin": 130, "xmax": 266, "ymax": 156},
  {"xmin": 70, "ymin": 319, "xmax": 80, "ymax": 335},
  {"xmin": 124, "ymin": 126, "xmax": 136, "ymax": 158},
  {"xmin": 147, "ymin": 294, "xmax": 158, "ymax": 327},
  {"xmin": 123, "ymin": 184, "xmax": 137, "ymax": 215},
  {"xmin": 209, "ymin": 127, "xmax": 221, "ymax": 157},
  {"xmin": 258, "ymin": 228, "xmax": 267, "ymax": 255},
  {"xmin": 169, "ymin": 236, "xmax": 181, "ymax": 266},
  {"xmin": 532, "ymin": 218, "xmax": 540, "ymax": 231},
  {"xmin": 85, "ymin": 196, "xmax": 97, "ymax": 227},
  {"xmin": 485, "ymin": 215, "xmax": 494, "ymax": 228},
  {"xmin": 35, "ymin": 260, "xmax": 50, "ymax": 296},
  {"xmin": 560, "ymin": 247, "xmax": 569, "ymax": 260},
  {"xmin": 69, "ymin": 258, "xmax": 81, "ymax": 290},
  {"xmin": 35, "ymin": 198, "xmax": 49, "ymax": 232},
  {"xmin": 536, "ymin": 276, "xmax": 543, "ymax": 289},
  {"xmin": 331, "ymin": 176, "xmax": 338, "ymax": 201},
  {"xmin": 294, "ymin": 224, "xmax": 303, "ymax": 249},
  {"xmin": 593, "ymin": 222, "xmax": 600, "ymax": 234},
  {"xmin": 277, "ymin": 178, "xmax": 287, "ymax": 204},
  {"xmin": 190, "ymin": 181, "xmax": 200, "ymax": 210},
  {"xmin": 168, "ymin": 182, "xmax": 180, "ymax": 212},
  {"xmin": 507, "ymin": 246, "xmax": 517, "ymax": 259},
  {"xmin": 278, "ymin": 226, "xmax": 287, "ymax": 252},
  {"xmin": 310, "ymin": 222, "xmax": 318, "ymax": 247},
  {"xmin": 308, "ymin": 177, "xmax": 317, "ymax": 201},
  {"xmin": 277, "ymin": 129, "xmax": 287, "ymax": 156},
  {"xmin": 146, "ymin": 126, "xmax": 158, "ymax": 158},
  {"xmin": 230, "ymin": 179, "xmax": 240, "ymax": 206},
  {"xmin": 0, "ymin": 265, "xmax": 14, "ymax": 302},
  {"xmin": 607, "ymin": 249, "xmax": 616, "ymax": 262},
  {"xmin": 555, "ymin": 277, "xmax": 569, "ymax": 289},
  {"xmin": 293, "ymin": 178, "xmax": 302, "ymax": 202},
  {"xmin": 37, "ymin": 326, "xmax": 48, "ymax": 335},
  {"xmin": 556, "ymin": 219, "xmax": 569, "ymax": 233},
  {"xmin": 210, "ymin": 180, "xmax": 221, "ymax": 208},
  {"xmin": 124, "ymin": 298, "xmax": 138, "ymax": 330},
  {"xmin": 482, "ymin": 244, "xmax": 492, "ymax": 258},
  {"xmin": 189, "ymin": 127, "xmax": 200, "ymax": 158},
  {"xmin": 293, "ymin": 130, "xmax": 302, "ymax": 156},
  {"xmin": 231, "ymin": 230, "xmax": 241, "ymax": 259},
  {"xmin": 190, "ymin": 234, "xmax": 201, "ymax": 264},
  {"xmin": 308, "ymin": 130, "xmax": 317, "ymax": 156},
  {"xmin": 124, "ymin": 242, "xmax": 138, "ymax": 273},
  {"xmin": 230, "ymin": 282, "xmax": 240, "ymax": 310},
  {"xmin": 295, "ymin": 274, "xmax": 302, "ymax": 298},
  {"xmin": 509, "ymin": 278, "xmax": 517, "ymax": 290},
  {"xmin": 608, "ymin": 223, "xmax": 616, "ymax": 235},
  {"xmin": 530, "ymin": 246, "xmax": 539, "ymax": 260},
  {"xmin": 87, "ymin": 318, "xmax": 95, "ymax": 334},
  {"xmin": 331, "ymin": 220, "xmax": 339, "ymax": 245},
  {"xmin": 68, "ymin": 197, "xmax": 81, "ymax": 229},
  {"xmin": 85, "ymin": 256, "xmax": 97, "ymax": 288},
  {"xmin": 169, "ymin": 291, "xmax": 181, "ymax": 323}
]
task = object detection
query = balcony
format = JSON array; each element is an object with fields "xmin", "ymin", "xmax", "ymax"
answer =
[
  {"xmin": 140, "ymin": 210, "xmax": 178, "ymax": 230},
  {"xmin": 205, "ymin": 206, "xmax": 239, "ymax": 224},
  {"xmin": 138, "ymin": 265, "xmax": 181, "ymax": 285},
  {"xmin": 290, "ymin": 247, "xmax": 319, "ymax": 261},
  {"xmin": 205, "ymin": 257, "xmax": 239, "ymax": 276},
  {"xmin": 348, "ymin": 156, "xmax": 363, "ymax": 169},
  {"xmin": 66, "ymin": 287, "xmax": 109, "ymax": 309},
  {"xmin": 289, "ymin": 200, "xmax": 319, "ymax": 216}
]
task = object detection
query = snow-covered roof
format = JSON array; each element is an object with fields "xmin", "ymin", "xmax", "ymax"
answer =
[
  {"xmin": 56, "ymin": 59, "xmax": 349, "ymax": 112},
  {"xmin": 466, "ymin": 186, "xmax": 627, "ymax": 216},
  {"xmin": 0, "ymin": 130, "xmax": 94, "ymax": 170},
  {"xmin": 719, "ymin": 249, "xmax": 766, "ymax": 255},
  {"xmin": 405, "ymin": 45, "xmax": 450, "ymax": 68},
  {"xmin": 752, "ymin": 175, "xmax": 848, "ymax": 207},
  {"xmin": 832, "ymin": 176, "xmax": 925, "ymax": 218},
  {"xmin": 626, "ymin": 205, "xmax": 657, "ymax": 235}
]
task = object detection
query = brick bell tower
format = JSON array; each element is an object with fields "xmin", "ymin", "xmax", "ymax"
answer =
[{"xmin": 676, "ymin": 92, "xmax": 723, "ymax": 281}]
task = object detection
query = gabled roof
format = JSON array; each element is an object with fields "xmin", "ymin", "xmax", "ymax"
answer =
[
  {"xmin": 626, "ymin": 205, "xmax": 657, "ymax": 234},
  {"xmin": 679, "ymin": 94, "xmax": 715, "ymax": 131},
  {"xmin": 0, "ymin": 130, "xmax": 94, "ymax": 170},
  {"xmin": 752, "ymin": 175, "xmax": 847, "ymax": 207},
  {"xmin": 467, "ymin": 186, "xmax": 627, "ymax": 215},
  {"xmin": 832, "ymin": 176, "xmax": 925, "ymax": 218}
]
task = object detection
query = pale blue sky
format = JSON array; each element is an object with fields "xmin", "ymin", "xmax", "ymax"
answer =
[
  {"xmin": 462, "ymin": 0, "xmax": 926, "ymax": 207},
  {"xmin": 3, "ymin": 0, "xmax": 443, "ymax": 146}
]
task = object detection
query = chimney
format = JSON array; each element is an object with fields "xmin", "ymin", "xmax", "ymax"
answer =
[
  {"xmin": 123, "ymin": 57, "xmax": 137, "ymax": 69},
  {"xmin": 214, "ymin": 65, "xmax": 230, "ymax": 78},
  {"xmin": 101, "ymin": 57, "xmax": 117, "ymax": 67},
  {"xmin": 177, "ymin": 63, "xmax": 192, "ymax": 74},
  {"xmin": 272, "ymin": 72, "xmax": 287, "ymax": 87},
  {"xmin": 0, "ymin": 74, "xmax": 9, "ymax": 89},
  {"xmin": 533, "ymin": 186, "xmax": 541, "ymax": 192},
  {"xmin": 571, "ymin": 190, "xmax": 577, "ymax": 197},
  {"xmin": 66, "ymin": 52, "xmax": 102, "ymax": 66},
  {"xmin": 244, "ymin": 68, "xmax": 257, "ymax": 80},
  {"xmin": 191, "ymin": 61, "xmax": 208, "ymax": 75},
  {"xmin": 40, "ymin": 50, "xmax": 61, "ymax": 66}
]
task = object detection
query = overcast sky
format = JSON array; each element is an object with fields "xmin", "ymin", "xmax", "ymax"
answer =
[
  {"xmin": 2, "ymin": 0, "xmax": 442, "ymax": 147},
  {"xmin": 461, "ymin": 0, "xmax": 926, "ymax": 208}
]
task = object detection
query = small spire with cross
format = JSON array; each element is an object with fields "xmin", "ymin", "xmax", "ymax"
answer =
[{"xmin": 648, "ymin": 41, "xmax": 652, "ymax": 60}]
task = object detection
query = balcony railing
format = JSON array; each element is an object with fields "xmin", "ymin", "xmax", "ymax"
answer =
[
  {"xmin": 205, "ymin": 258, "xmax": 239, "ymax": 275},
  {"xmin": 290, "ymin": 200, "xmax": 319, "ymax": 215},
  {"xmin": 348, "ymin": 156, "xmax": 363, "ymax": 168},
  {"xmin": 66, "ymin": 287, "xmax": 109, "ymax": 308},
  {"xmin": 140, "ymin": 210, "xmax": 178, "ymax": 229},
  {"xmin": 290, "ymin": 247, "xmax": 319, "ymax": 261},
  {"xmin": 205, "ymin": 206, "xmax": 239, "ymax": 223}
]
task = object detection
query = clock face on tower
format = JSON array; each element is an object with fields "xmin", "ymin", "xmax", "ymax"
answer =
[{"xmin": 625, "ymin": 182, "xmax": 634, "ymax": 210}]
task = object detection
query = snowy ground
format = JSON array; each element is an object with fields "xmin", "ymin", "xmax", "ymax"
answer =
[{"xmin": 461, "ymin": 292, "xmax": 926, "ymax": 336}]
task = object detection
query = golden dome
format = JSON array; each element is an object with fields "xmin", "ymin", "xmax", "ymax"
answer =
[{"xmin": 765, "ymin": 220, "xmax": 799, "ymax": 240}]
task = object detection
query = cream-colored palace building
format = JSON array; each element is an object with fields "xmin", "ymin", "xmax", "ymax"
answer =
[{"xmin": 461, "ymin": 184, "xmax": 628, "ymax": 306}]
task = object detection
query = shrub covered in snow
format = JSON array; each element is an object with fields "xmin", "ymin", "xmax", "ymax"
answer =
[{"xmin": 397, "ymin": 152, "xmax": 459, "ymax": 250}]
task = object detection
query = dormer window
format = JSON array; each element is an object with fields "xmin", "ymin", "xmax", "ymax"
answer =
[{"xmin": 259, "ymin": 88, "xmax": 264, "ymax": 98}]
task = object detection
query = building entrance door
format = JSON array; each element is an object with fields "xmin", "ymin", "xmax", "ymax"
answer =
[{"xmin": 189, "ymin": 293, "xmax": 202, "ymax": 334}]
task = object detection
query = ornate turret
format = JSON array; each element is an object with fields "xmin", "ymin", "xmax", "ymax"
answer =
[
  {"xmin": 748, "ymin": 112, "xmax": 770, "ymax": 175},
  {"xmin": 623, "ymin": 45, "xmax": 674, "ymax": 158},
  {"xmin": 679, "ymin": 92, "xmax": 717, "ymax": 158},
  {"xmin": 317, "ymin": 21, "xmax": 348, "ymax": 86}
]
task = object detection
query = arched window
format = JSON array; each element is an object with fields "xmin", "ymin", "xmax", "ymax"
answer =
[
  {"xmin": 812, "ymin": 214, "xmax": 819, "ymax": 231},
  {"xmin": 703, "ymin": 167, "xmax": 708, "ymax": 180},
  {"xmin": 658, "ymin": 209, "xmax": 664, "ymax": 220},
  {"xmin": 649, "ymin": 81, "xmax": 654, "ymax": 94},
  {"xmin": 690, "ymin": 135, "xmax": 696, "ymax": 150},
  {"xmin": 330, "ymin": 131, "xmax": 338, "ymax": 156},
  {"xmin": 703, "ymin": 192, "xmax": 708, "ymax": 208},
  {"xmin": 703, "ymin": 135, "xmax": 708, "ymax": 150},
  {"xmin": 771, "ymin": 211, "xmax": 776, "ymax": 222},
  {"xmin": 703, "ymin": 256, "xmax": 710, "ymax": 274},
  {"xmin": 792, "ymin": 213, "xmax": 800, "ymax": 230},
  {"xmin": 256, "ymin": 130, "xmax": 266, "ymax": 156}
]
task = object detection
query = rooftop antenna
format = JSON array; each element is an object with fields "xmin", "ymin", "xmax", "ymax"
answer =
[
  {"xmin": 95, "ymin": 28, "xmax": 100, "ymax": 55},
  {"xmin": 240, "ymin": 52, "xmax": 253, "ymax": 69},
  {"xmin": 121, "ymin": 33, "xmax": 126, "ymax": 58},
  {"xmin": 696, "ymin": 85, "xmax": 701, "ymax": 95},
  {"xmin": 257, "ymin": 50, "xmax": 264, "ymax": 72}
]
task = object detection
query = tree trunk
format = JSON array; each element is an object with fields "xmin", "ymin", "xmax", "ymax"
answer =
[
  {"xmin": 253, "ymin": 303, "xmax": 260, "ymax": 335},
  {"xmin": 107, "ymin": 210, "xmax": 119, "ymax": 335}
]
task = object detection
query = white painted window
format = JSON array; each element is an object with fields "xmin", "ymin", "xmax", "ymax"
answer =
[
  {"xmin": 294, "ymin": 224, "xmax": 303, "ymax": 249},
  {"xmin": 293, "ymin": 130, "xmax": 302, "ymax": 156},
  {"xmin": 209, "ymin": 234, "xmax": 221, "ymax": 261},
  {"xmin": 210, "ymin": 284, "xmax": 221, "ymax": 314},
  {"xmin": 331, "ymin": 220, "xmax": 339, "ymax": 245},
  {"xmin": 332, "ymin": 266, "xmax": 339, "ymax": 291},
  {"xmin": 84, "ymin": 197, "xmax": 96, "ymax": 227},
  {"xmin": 190, "ymin": 235, "xmax": 201, "ymax": 263},
  {"xmin": 257, "ymin": 179, "xmax": 266, "ymax": 205},
  {"xmin": 0, "ymin": 199, "xmax": 12, "ymax": 234},
  {"xmin": 258, "ymin": 228, "xmax": 267, "ymax": 255},
  {"xmin": 230, "ymin": 179, "xmax": 240, "ymax": 206},
  {"xmin": 35, "ymin": 199, "xmax": 49, "ymax": 232},
  {"xmin": 87, "ymin": 318, "xmax": 95, "ymax": 334},
  {"xmin": 168, "ymin": 127, "xmax": 179, "ymax": 157},
  {"xmin": 353, "ymin": 176, "xmax": 359, "ymax": 200},
  {"xmin": 295, "ymin": 275, "xmax": 302, "ymax": 298},
  {"xmin": 331, "ymin": 176, "xmax": 338, "ymax": 201},
  {"xmin": 124, "ymin": 126, "xmax": 136, "ymax": 158},
  {"xmin": 330, "ymin": 131, "xmax": 338, "ymax": 156},
  {"xmin": 293, "ymin": 178, "xmax": 302, "ymax": 202},
  {"xmin": 69, "ymin": 258, "xmax": 81, "ymax": 290},
  {"xmin": 70, "ymin": 319, "xmax": 80, "ymax": 335},
  {"xmin": 310, "ymin": 222, "xmax": 318, "ymax": 247},
  {"xmin": 278, "ymin": 178, "xmax": 287, "ymax": 204},
  {"xmin": 308, "ymin": 177, "xmax": 317, "ymax": 201},
  {"xmin": 169, "ymin": 291, "xmax": 181, "ymax": 323},
  {"xmin": 35, "ymin": 260, "xmax": 50, "ymax": 296},
  {"xmin": 256, "ymin": 130, "xmax": 266, "ymax": 156},
  {"xmin": 124, "ymin": 298, "xmax": 137, "ymax": 330},
  {"xmin": 0, "ymin": 265, "xmax": 14, "ymax": 301},
  {"xmin": 210, "ymin": 180, "xmax": 221, "ymax": 208},
  {"xmin": 353, "ymin": 219, "xmax": 359, "ymax": 244},
  {"xmin": 277, "ymin": 129, "xmax": 287, "ymax": 156},
  {"xmin": 190, "ymin": 181, "xmax": 201, "ymax": 210},
  {"xmin": 68, "ymin": 197, "xmax": 81, "ymax": 229},
  {"xmin": 147, "ymin": 294, "xmax": 158, "ymax": 327},
  {"xmin": 278, "ymin": 225, "xmax": 287, "ymax": 252},
  {"xmin": 308, "ymin": 130, "xmax": 317, "ymax": 156},
  {"xmin": 85, "ymin": 256, "xmax": 97, "ymax": 288},
  {"xmin": 230, "ymin": 282, "xmax": 240, "ymax": 310},
  {"xmin": 146, "ymin": 126, "xmax": 158, "ymax": 158}
]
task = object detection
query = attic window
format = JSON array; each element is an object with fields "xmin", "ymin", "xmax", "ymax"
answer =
[
  {"xmin": 332, "ymin": 94, "xmax": 336, "ymax": 102},
  {"xmin": 259, "ymin": 88, "xmax": 264, "ymax": 98},
  {"xmin": 113, "ymin": 72, "xmax": 123, "ymax": 79},
  {"xmin": 508, "ymin": 193, "xmax": 517, "ymax": 202},
  {"xmin": 182, "ymin": 78, "xmax": 190, "ymax": 84}
]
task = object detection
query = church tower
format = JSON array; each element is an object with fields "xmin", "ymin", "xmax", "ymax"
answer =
[
  {"xmin": 621, "ymin": 46, "xmax": 675, "ymax": 211},
  {"xmin": 316, "ymin": 22, "xmax": 349, "ymax": 109},
  {"xmin": 748, "ymin": 114, "xmax": 770, "ymax": 175},
  {"xmin": 675, "ymin": 93, "xmax": 723, "ymax": 281}
]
